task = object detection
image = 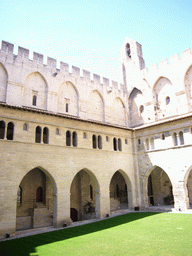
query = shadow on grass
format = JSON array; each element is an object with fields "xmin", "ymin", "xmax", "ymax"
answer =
[{"xmin": 0, "ymin": 212, "xmax": 160, "ymax": 256}]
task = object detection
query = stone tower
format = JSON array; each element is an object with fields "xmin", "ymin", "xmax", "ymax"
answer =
[{"xmin": 119, "ymin": 37, "xmax": 145, "ymax": 91}]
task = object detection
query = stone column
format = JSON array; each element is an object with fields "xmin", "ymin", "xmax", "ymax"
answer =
[{"xmin": 173, "ymin": 181, "xmax": 187, "ymax": 211}]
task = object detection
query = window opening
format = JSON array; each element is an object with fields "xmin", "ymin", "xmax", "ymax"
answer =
[
  {"xmin": 92, "ymin": 135, "xmax": 97, "ymax": 149},
  {"xmin": 72, "ymin": 131, "xmax": 78, "ymax": 147},
  {"xmin": 126, "ymin": 43, "xmax": 131, "ymax": 58},
  {"xmin": 66, "ymin": 130, "xmax": 71, "ymax": 146},
  {"xmin": 43, "ymin": 127, "xmax": 49, "ymax": 144},
  {"xmin": 173, "ymin": 133, "xmax": 178, "ymax": 146},
  {"xmin": 0, "ymin": 120, "xmax": 5, "ymax": 139},
  {"xmin": 66, "ymin": 103, "xmax": 69, "ymax": 113},
  {"xmin": 113, "ymin": 138, "xmax": 117, "ymax": 151},
  {"xmin": 35, "ymin": 126, "xmax": 41, "ymax": 143},
  {"xmin": 162, "ymin": 133, "xmax": 165, "ymax": 140},
  {"xmin": 7, "ymin": 122, "xmax": 14, "ymax": 140},
  {"xmin": 23, "ymin": 123, "xmax": 28, "ymax": 131},
  {"xmin": 150, "ymin": 137, "xmax": 155, "ymax": 150},
  {"xmin": 146, "ymin": 138, "xmax": 149, "ymax": 150},
  {"xmin": 118, "ymin": 138, "xmax": 122, "ymax": 151},
  {"xmin": 166, "ymin": 96, "xmax": 170, "ymax": 105},
  {"xmin": 138, "ymin": 139, "xmax": 141, "ymax": 145},
  {"xmin": 106, "ymin": 136, "xmax": 109, "ymax": 142},
  {"xmin": 36, "ymin": 186, "xmax": 43, "ymax": 202},
  {"xmin": 56, "ymin": 128, "xmax": 60, "ymax": 135},
  {"xmin": 98, "ymin": 135, "xmax": 102, "ymax": 149},
  {"xmin": 83, "ymin": 132, "xmax": 87, "ymax": 139},
  {"xmin": 179, "ymin": 131, "xmax": 184, "ymax": 145},
  {"xmin": 139, "ymin": 105, "xmax": 144, "ymax": 114},
  {"xmin": 32, "ymin": 95, "xmax": 37, "ymax": 106},
  {"xmin": 125, "ymin": 139, "xmax": 128, "ymax": 144},
  {"xmin": 17, "ymin": 186, "xmax": 22, "ymax": 205}
]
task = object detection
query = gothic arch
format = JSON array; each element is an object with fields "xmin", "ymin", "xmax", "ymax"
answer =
[
  {"xmin": 109, "ymin": 169, "xmax": 132, "ymax": 210},
  {"xmin": 184, "ymin": 65, "xmax": 192, "ymax": 111},
  {"xmin": 129, "ymin": 87, "xmax": 144, "ymax": 127},
  {"xmin": 143, "ymin": 165, "xmax": 174, "ymax": 207},
  {"xmin": 0, "ymin": 62, "xmax": 8, "ymax": 102},
  {"xmin": 184, "ymin": 165, "xmax": 192, "ymax": 209},
  {"xmin": 23, "ymin": 72, "xmax": 48, "ymax": 110},
  {"xmin": 87, "ymin": 90, "xmax": 104, "ymax": 122},
  {"xmin": 70, "ymin": 168, "xmax": 100, "ymax": 220},
  {"xmin": 57, "ymin": 81, "xmax": 79, "ymax": 116},
  {"xmin": 153, "ymin": 77, "xmax": 177, "ymax": 119},
  {"xmin": 112, "ymin": 97, "xmax": 126, "ymax": 126},
  {"xmin": 16, "ymin": 166, "xmax": 57, "ymax": 230}
]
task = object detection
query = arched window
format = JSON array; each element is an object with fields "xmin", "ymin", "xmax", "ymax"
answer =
[
  {"xmin": 146, "ymin": 138, "xmax": 149, "ymax": 150},
  {"xmin": 72, "ymin": 131, "xmax": 77, "ymax": 147},
  {"xmin": 83, "ymin": 132, "xmax": 87, "ymax": 139},
  {"xmin": 66, "ymin": 130, "xmax": 71, "ymax": 146},
  {"xmin": 35, "ymin": 126, "xmax": 41, "ymax": 143},
  {"xmin": 56, "ymin": 128, "xmax": 60, "ymax": 135},
  {"xmin": 162, "ymin": 133, "xmax": 165, "ymax": 140},
  {"xmin": 173, "ymin": 133, "xmax": 178, "ymax": 146},
  {"xmin": 125, "ymin": 139, "xmax": 128, "ymax": 144},
  {"xmin": 17, "ymin": 186, "xmax": 22, "ymax": 205},
  {"xmin": 138, "ymin": 139, "xmax": 141, "ymax": 145},
  {"xmin": 150, "ymin": 137, "xmax": 155, "ymax": 150},
  {"xmin": 0, "ymin": 120, "xmax": 5, "ymax": 139},
  {"xmin": 118, "ymin": 138, "xmax": 122, "ymax": 151},
  {"xmin": 32, "ymin": 95, "xmax": 37, "ymax": 106},
  {"xmin": 23, "ymin": 123, "xmax": 28, "ymax": 131},
  {"xmin": 166, "ymin": 96, "xmax": 170, "ymax": 105},
  {"xmin": 92, "ymin": 135, "xmax": 97, "ymax": 149},
  {"xmin": 66, "ymin": 103, "xmax": 69, "ymax": 112},
  {"xmin": 90, "ymin": 185, "xmax": 93, "ymax": 200},
  {"xmin": 43, "ymin": 127, "xmax": 49, "ymax": 144},
  {"xmin": 98, "ymin": 135, "xmax": 102, "ymax": 149},
  {"xmin": 7, "ymin": 122, "xmax": 14, "ymax": 140},
  {"xmin": 126, "ymin": 43, "xmax": 131, "ymax": 58},
  {"xmin": 113, "ymin": 138, "xmax": 117, "ymax": 151},
  {"xmin": 139, "ymin": 105, "xmax": 144, "ymax": 114},
  {"xmin": 106, "ymin": 136, "xmax": 109, "ymax": 142},
  {"xmin": 179, "ymin": 131, "xmax": 184, "ymax": 145}
]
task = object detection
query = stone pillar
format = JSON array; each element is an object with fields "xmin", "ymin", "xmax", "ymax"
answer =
[
  {"xmin": 173, "ymin": 181, "xmax": 187, "ymax": 211},
  {"xmin": 99, "ymin": 185, "xmax": 110, "ymax": 218}
]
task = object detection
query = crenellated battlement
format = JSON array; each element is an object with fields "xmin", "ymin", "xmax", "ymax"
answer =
[{"xmin": 0, "ymin": 40, "xmax": 127, "ymax": 95}]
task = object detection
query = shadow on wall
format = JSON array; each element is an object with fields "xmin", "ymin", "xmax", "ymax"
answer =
[{"xmin": 0, "ymin": 212, "xmax": 161, "ymax": 256}]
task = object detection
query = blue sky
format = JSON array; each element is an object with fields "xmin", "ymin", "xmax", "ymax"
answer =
[{"xmin": 1, "ymin": 0, "xmax": 192, "ymax": 82}]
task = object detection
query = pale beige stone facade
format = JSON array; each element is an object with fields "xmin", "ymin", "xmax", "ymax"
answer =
[{"xmin": 0, "ymin": 37, "xmax": 192, "ymax": 238}]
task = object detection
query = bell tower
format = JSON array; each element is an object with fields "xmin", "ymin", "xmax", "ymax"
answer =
[{"xmin": 119, "ymin": 37, "xmax": 145, "ymax": 91}]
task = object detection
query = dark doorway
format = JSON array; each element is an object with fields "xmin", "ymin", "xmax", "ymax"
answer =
[
  {"xmin": 36, "ymin": 186, "xmax": 43, "ymax": 202},
  {"xmin": 70, "ymin": 208, "xmax": 78, "ymax": 222},
  {"xmin": 148, "ymin": 174, "xmax": 154, "ymax": 205}
]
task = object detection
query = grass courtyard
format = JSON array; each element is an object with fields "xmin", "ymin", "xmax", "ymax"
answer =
[{"xmin": 0, "ymin": 212, "xmax": 192, "ymax": 256}]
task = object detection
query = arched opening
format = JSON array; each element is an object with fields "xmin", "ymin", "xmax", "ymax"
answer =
[
  {"xmin": 6, "ymin": 122, "xmax": 14, "ymax": 140},
  {"xmin": 98, "ymin": 135, "xmax": 102, "ymax": 149},
  {"xmin": 72, "ymin": 131, "xmax": 77, "ymax": 147},
  {"xmin": 43, "ymin": 127, "xmax": 49, "ymax": 144},
  {"xmin": 150, "ymin": 137, "xmax": 155, "ymax": 150},
  {"xmin": 32, "ymin": 95, "xmax": 37, "ymax": 106},
  {"xmin": 186, "ymin": 169, "xmax": 192, "ymax": 209},
  {"xmin": 118, "ymin": 138, "xmax": 122, "ymax": 151},
  {"xmin": 23, "ymin": 123, "xmax": 28, "ymax": 131},
  {"xmin": 147, "ymin": 167, "xmax": 174, "ymax": 207},
  {"xmin": 109, "ymin": 171, "xmax": 131, "ymax": 212},
  {"xmin": 113, "ymin": 138, "xmax": 117, "ymax": 151},
  {"xmin": 35, "ymin": 126, "xmax": 41, "ymax": 143},
  {"xmin": 146, "ymin": 138, "xmax": 149, "ymax": 150},
  {"xmin": 179, "ymin": 131, "xmax": 184, "ymax": 145},
  {"xmin": 70, "ymin": 208, "xmax": 78, "ymax": 222},
  {"xmin": 70, "ymin": 169, "xmax": 100, "ymax": 221},
  {"xmin": 0, "ymin": 120, "xmax": 5, "ymax": 139},
  {"xmin": 66, "ymin": 130, "xmax": 71, "ymax": 146},
  {"xmin": 16, "ymin": 167, "xmax": 57, "ymax": 230},
  {"xmin": 173, "ymin": 133, "xmax": 178, "ymax": 146},
  {"xmin": 92, "ymin": 135, "xmax": 97, "ymax": 149}
]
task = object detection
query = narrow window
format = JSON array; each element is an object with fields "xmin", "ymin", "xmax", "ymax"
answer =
[
  {"xmin": 35, "ymin": 126, "xmax": 41, "ymax": 143},
  {"xmin": 139, "ymin": 105, "xmax": 144, "ymax": 114},
  {"xmin": 150, "ymin": 137, "xmax": 155, "ymax": 150},
  {"xmin": 118, "ymin": 138, "xmax": 122, "ymax": 151},
  {"xmin": 73, "ymin": 131, "xmax": 78, "ymax": 147},
  {"xmin": 23, "ymin": 123, "xmax": 28, "ymax": 131},
  {"xmin": 66, "ymin": 130, "xmax": 71, "ymax": 146},
  {"xmin": 162, "ymin": 133, "xmax": 165, "ymax": 140},
  {"xmin": 166, "ymin": 96, "xmax": 170, "ymax": 105},
  {"xmin": 90, "ymin": 185, "xmax": 93, "ymax": 200},
  {"xmin": 66, "ymin": 103, "xmax": 69, "ymax": 113},
  {"xmin": 138, "ymin": 139, "xmax": 141, "ymax": 145},
  {"xmin": 106, "ymin": 136, "xmax": 109, "ymax": 142},
  {"xmin": 146, "ymin": 138, "xmax": 149, "ymax": 150},
  {"xmin": 0, "ymin": 120, "xmax": 5, "ymax": 139},
  {"xmin": 56, "ymin": 128, "xmax": 60, "ymax": 135},
  {"xmin": 92, "ymin": 135, "xmax": 97, "ymax": 149},
  {"xmin": 113, "ymin": 138, "xmax": 117, "ymax": 151},
  {"xmin": 83, "ymin": 132, "xmax": 87, "ymax": 139},
  {"xmin": 179, "ymin": 131, "xmax": 184, "ymax": 145},
  {"xmin": 173, "ymin": 133, "xmax": 178, "ymax": 146},
  {"xmin": 32, "ymin": 95, "xmax": 37, "ymax": 106},
  {"xmin": 98, "ymin": 135, "xmax": 102, "ymax": 149},
  {"xmin": 125, "ymin": 139, "xmax": 128, "ymax": 144},
  {"xmin": 43, "ymin": 127, "xmax": 49, "ymax": 144},
  {"xmin": 17, "ymin": 186, "xmax": 22, "ymax": 205},
  {"xmin": 7, "ymin": 122, "xmax": 14, "ymax": 140},
  {"xmin": 126, "ymin": 43, "xmax": 131, "ymax": 58}
]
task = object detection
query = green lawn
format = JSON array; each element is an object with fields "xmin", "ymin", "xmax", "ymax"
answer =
[{"xmin": 1, "ymin": 212, "xmax": 192, "ymax": 256}]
